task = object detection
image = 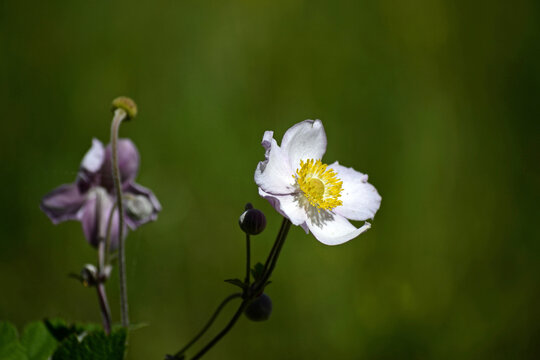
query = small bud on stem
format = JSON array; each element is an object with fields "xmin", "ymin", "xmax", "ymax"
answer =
[{"xmin": 239, "ymin": 207, "xmax": 267, "ymax": 235}]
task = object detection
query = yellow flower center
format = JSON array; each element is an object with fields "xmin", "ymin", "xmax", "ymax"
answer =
[{"xmin": 294, "ymin": 159, "xmax": 343, "ymax": 211}]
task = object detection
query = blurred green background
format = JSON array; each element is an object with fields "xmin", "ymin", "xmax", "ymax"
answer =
[{"xmin": 1, "ymin": 0, "xmax": 539, "ymax": 359}]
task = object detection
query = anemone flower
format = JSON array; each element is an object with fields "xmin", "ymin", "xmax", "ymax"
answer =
[
  {"xmin": 255, "ymin": 120, "xmax": 381, "ymax": 245},
  {"xmin": 41, "ymin": 138, "xmax": 161, "ymax": 250}
]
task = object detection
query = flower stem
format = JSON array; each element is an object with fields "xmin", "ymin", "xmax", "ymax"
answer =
[
  {"xmin": 186, "ymin": 217, "xmax": 292, "ymax": 360},
  {"xmin": 190, "ymin": 299, "xmax": 250, "ymax": 360},
  {"xmin": 244, "ymin": 234, "xmax": 251, "ymax": 285},
  {"xmin": 171, "ymin": 293, "xmax": 242, "ymax": 359},
  {"xmin": 104, "ymin": 202, "xmax": 117, "ymax": 265},
  {"xmin": 111, "ymin": 108, "xmax": 129, "ymax": 328},
  {"xmin": 96, "ymin": 282, "xmax": 112, "ymax": 335},
  {"xmin": 256, "ymin": 217, "xmax": 291, "ymax": 291}
]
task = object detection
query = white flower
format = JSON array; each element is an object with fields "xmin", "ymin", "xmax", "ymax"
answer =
[{"xmin": 254, "ymin": 120, "xmax": 381, "ymax": 245}]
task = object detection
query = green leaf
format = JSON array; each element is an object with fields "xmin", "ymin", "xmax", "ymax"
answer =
[
  {"xmin": 250, "ymin": 262, "xmax": 265, "ymax": 281},
  {"xmin": 43, "ymin": 319, "xmax": 81, "ymax": 343},
  {"xmin": 52, "ymin": 327, "xmax": 127, "ymax": 360},
  {"xmin": 0, "ymin": 322, "xmax": 18, "ymax": 349},
  {"xmin": 21, "ymin": 322, "xmax": 57, "ymax": 360},
  {"xmin": 43, "ymin": 319, "xmax": 101, "ymax": 343},
  {"xmin": 0, "ymin": 322, "xmax": 28, "ymax": 360},
  {"xmin": 224, "ymin": 278, "xmax": 246, "ymax": 289}
]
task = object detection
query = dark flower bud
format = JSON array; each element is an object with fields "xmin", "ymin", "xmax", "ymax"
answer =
[
  {"xmin": 239, "ymin": 207, "xmax": 267, "ymax": 235},
  {"xmin": 244, "ymin": 293, "xmax": 272, "ymax": 321},
  {"xmin": 80, "ymin": 264, "xmax": 98, "ymax": 287}
]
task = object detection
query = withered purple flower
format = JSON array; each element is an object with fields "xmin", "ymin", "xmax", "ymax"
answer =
[{"xmin": 40, "ymin": 138, "xmax": 161, "ymax": 250}]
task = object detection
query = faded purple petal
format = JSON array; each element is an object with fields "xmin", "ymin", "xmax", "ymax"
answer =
[
  {"xmin": 40, "ymin": 184, "xmax": 86, "ymax": 224},
  {"xmin": 124, "ymin": 182, "xmax": 161, "ymax": 229},
  {"xmin": 101, "ymin": 139, "xmax": 140, "ymax": 190},
  {"xmin": 80, "ymin": 190, "xmax": 125, "ymax": 251},
  {"xmin": 76, "ymin": 138, "xmax": 105, "ymax": 193}
]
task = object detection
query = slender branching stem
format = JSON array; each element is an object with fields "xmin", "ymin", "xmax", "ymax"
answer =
[
  {"xmin": 245, "ymin": 234, "xmax": 251, "ymax": 285},
  {"xmin": 186, "ymin": 217, "xmax": 292, "ymax": 359},
  {"xmin": 172, "ymin": 293, "xmax": 242, "ymax": 359},
  {"xmin": 111, "ymin": 108, "xmax": 129, "ymax": 328},
  {"xmin": 190, "ymin": 299, "xmax": 250, "ymax": 360},
  {"xmin": 256, "ymin": 218, "xmax": 291, "ymax": 291}
]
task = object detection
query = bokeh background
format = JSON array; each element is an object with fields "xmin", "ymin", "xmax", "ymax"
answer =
[{"xmin": 1, "ymin": 0, "xmax": 539, "ymax": 359}]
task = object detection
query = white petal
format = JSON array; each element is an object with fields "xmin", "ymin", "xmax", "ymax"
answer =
[
  {"xmin": 81, "ymin": 138, "xmax": 105, "ymax": 173},
  {"xmin": 329, "ymin": 162, "xmax": 381, "ymax": 221},
  {"xmin": 306, "ymin": 211, "xmax": 371, "ymax": 245},
  {"xmin": 281, "ymin": 120, "xmax": 327, "ymax": 171},
  {"xmin": 254, "ymin": 132, "xmax": 295, "ymax": 195},
  {"xmin": 258, "ymin": 188, "xmax": 308, "ymax": 230}
]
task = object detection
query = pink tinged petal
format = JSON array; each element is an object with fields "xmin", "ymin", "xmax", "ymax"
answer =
[
  {"xmin": 280, "ymin": 120, "xmax": 327, "ymax": 171},
  {"xmin": 77, "ymin": 139, "xmax": 105, "ymax": 193},
  {"xmin": 258, "ymin": 188, "xmax": 308, "ymax": 230},
  {"xmin": 329, "ymin": 162, "xmax": 381, "ymax": 221},
  {"xmin": 254, "ymin": 131, "xmax": 295, "ymax": 195},
  {"xmin": 306, "ymin": 211, "xmax": 371, "ymax": 245},
  {"xmin": 101, "ymin": 139, "xmax": 140, "ymax": 190},
  {"xmin": 124, "ymin": 182, "xmax": 162, "ymax": 229},
  {"xmin": 40, "ymin": 184, "xmax": 86, "ymax": 224}
]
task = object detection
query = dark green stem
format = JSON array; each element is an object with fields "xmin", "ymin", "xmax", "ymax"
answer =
[
  {"xmin": 255, "ymin": 218, "xmax": 291, "ymax": 291},
  {"xmin": 190, "ymin": 300, "xmax": 249, "ymax": 360},
  {"xmin": 187, "ymin": 217, "xmax": 292, "ymax": 359},
  {"xmin": 244, "ymin": 234, "xmax": 251, "ymax": 285},
  {"xmin": 172, "ymin": 293, "xmax": 242, "ymax": 359}
]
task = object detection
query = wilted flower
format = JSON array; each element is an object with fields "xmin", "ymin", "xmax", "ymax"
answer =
[
  {"xmin": 255, "ymin": 120, "xmax": 381, "ymax": 245},
  {"xmin": 40, "ymin": 138, "xmax": 161, "ymax": 250}
]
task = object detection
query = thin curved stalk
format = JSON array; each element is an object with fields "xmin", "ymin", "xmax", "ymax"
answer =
[
  {"xmin": 111, "ymin": 108, "xmax": 129, "ymax": 327},
  {"xmin": 173, "ymin": 293, "xmax": 242, "ymax": 358}
]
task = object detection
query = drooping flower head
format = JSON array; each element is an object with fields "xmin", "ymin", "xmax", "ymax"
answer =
[
  {"xmin": 255, "ymin": 120, "xmax": 381, "ymax": 245},
  {"xmin": 40, "ymin": 138, "xmax": 161, "ymax": 250}
]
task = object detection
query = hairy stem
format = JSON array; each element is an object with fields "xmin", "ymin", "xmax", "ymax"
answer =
[
  {"xmin": 111, "ymin": 108, "xmax": 129, "ymax": 328},
  {"xmin": 96, "ymin": 282, "xmax": 112, "ymax": 335},
  {"xmin": 104, "ymin": 202, "xmax": 117, "ymax": 265}
]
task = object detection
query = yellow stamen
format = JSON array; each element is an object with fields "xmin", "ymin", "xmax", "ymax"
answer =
[{"xmin": 294, "ymin": 159, "xmax": 343, "ymax": 211}]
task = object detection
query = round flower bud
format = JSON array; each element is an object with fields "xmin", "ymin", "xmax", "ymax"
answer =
[
  {"xmin": 244, "ymin": 293, "xmax": 272, "ymax": 321},
  {"xmin": 80, "ymin": 264, "xmax": 98, "ymax": 287},
  {"xmin": 239, "ymin": 207, "xmax": 266, "ymax": 235},
  {"xmin": 111, "ymin": 96, "xmax": 137, "ymax": 120}
]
